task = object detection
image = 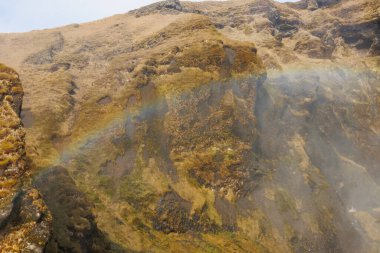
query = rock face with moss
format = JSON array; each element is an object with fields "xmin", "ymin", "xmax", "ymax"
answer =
[
  {"xmin": 34, "ymin": 166, "xmax": 126, "ymax": 253},
  {"xmin": 0, "ymin": 0, "xmax": 379, "ymax": 252},
  {"xmin": 0, "ymin": 64, "xmax": 51, "ymax": 253},
  {"xmin": 0, "ymin": 64, "xmax": 24, "ymax": 199}
]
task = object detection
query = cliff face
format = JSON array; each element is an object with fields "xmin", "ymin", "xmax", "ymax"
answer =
[
  {"xmin": 0, "ymin": 64, "xmax": 51, "ymax": 252},
  {"xmin": 0, "ymin": 64, "xmax": 24, "ymax": 201},
  {"xmin": 0, "ymin": 0, "xmax": 379, "ymax": 252},
  {"xmin": 0, "ymin": 65, "xmax": 121, "ymax": 252}
]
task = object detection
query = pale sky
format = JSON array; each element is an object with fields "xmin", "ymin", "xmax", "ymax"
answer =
[{"xmin": 0, "ymin": 0, "xmax": 296, "ymax": 33}]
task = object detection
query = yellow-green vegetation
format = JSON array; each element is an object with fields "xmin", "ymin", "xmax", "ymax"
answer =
[
  {"xmin": 36, "ymin": 14, "xmax": 268, "ymax": 252},
  {"xmin": 155, "ymin": 67, "xmax": 218, "ymax": 96},
  {"xmin": 0, "ymin": 63, "xmax": 19, "ymax": 81},
  {"xmin": 0, "ymin": 64, "xmax": 25, "ymax": 202}
]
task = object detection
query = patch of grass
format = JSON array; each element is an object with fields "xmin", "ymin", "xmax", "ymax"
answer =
[
  {"xmin": 155, "ymin": 67, "xmax": 218, "ymax": 96},
  {"xmin": 98, "ymin": 176, "xmax": 117, "ymax": 198},
  {"xmin": 119, "ymin": 174, "xmax": 157, "ymax": 211}
]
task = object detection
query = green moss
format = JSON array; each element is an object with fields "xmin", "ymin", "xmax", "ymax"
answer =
[
  {"xmin": 98, "ymin": 176, "xmax": 117, "ymax": 198},
  {"xmin": 275, "ymin": 188, "xmax": 298, "ymax": 216},
  {"xmin": 119, "ymin": 174, "xmax": 156, "ymax": 211}
]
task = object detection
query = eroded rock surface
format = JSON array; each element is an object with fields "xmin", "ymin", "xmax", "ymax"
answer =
[{"xmin": 0, "ymin": 64, "xmax": 51, "ymax": 253}]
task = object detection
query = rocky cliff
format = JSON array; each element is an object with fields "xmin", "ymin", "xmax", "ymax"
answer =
[
  {"xmin": 0, "ymin": 0, "xmax": 379, "ymax": 252},
  {"xmin": 0, "ymin": 65, "xmax": 124, "ymax": 252},
  {"xmin": 0, "ymin": 64, "xmax": 51, "ymax": 252}
]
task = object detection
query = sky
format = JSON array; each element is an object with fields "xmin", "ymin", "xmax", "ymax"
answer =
[{"xmin": 0, "ymin": 0, "xmax": 296, "ymax": 33}]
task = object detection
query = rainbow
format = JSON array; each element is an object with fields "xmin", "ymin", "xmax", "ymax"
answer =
[{"xmin": 44, "ymin": 64, "xmax": 377, "ymax": 169}]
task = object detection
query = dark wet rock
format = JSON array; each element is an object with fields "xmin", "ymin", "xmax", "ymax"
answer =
[
  {"xmin": 340, "ymin": 20, "xmax": 379, "ymax": 51},
  {"xmin": 191, "ymin": 204, "xmax": 220, "ymax": 233},
  {"xmin": 153, "ymin": 190, "xmax": 221, "ymax": 234},
  {"xmin": 34, "ymin": 166, "xmax": 124, "ymax": 253},
  {"xmin": 153, "ymin": 190, "xmax": 192, "ymax": 233}
]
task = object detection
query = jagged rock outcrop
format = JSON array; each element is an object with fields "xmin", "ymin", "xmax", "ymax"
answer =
[
  {"xmin": 0, "ymin": 64, "xmax": 24, "ymax": 200},
  {"xmin": 131, "ymin": 0, "xmax": 200, "ymax": 16},
  {"xmin": 289, "ymin": 0, "xmax": 341, "ymax": 10},
  {"xmin": 0, "ymin": 64, "xmax": 51, "ymax": 253}
]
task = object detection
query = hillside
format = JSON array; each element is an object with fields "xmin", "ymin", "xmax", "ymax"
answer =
[{"xmin": 0, "ymin": 0, "xmax": 379, "ymax": 252}]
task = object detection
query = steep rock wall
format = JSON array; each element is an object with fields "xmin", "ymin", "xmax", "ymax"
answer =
[{"xmin": 0, "ymin": 64, "xmax": 51, "ymax": 253}]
